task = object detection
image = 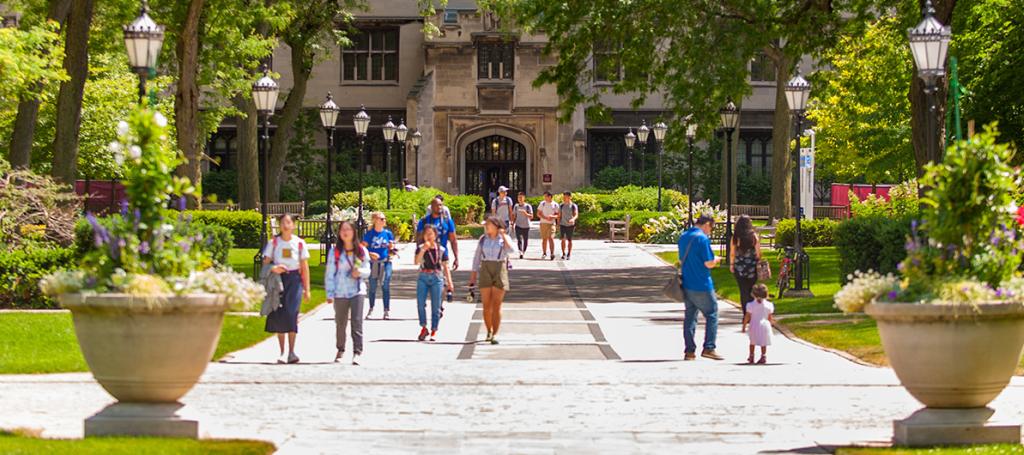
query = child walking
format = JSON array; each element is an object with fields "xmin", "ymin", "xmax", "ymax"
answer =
[{"xmin": 743, "ymin": 283, "xmax": 775, "ymax": 364}]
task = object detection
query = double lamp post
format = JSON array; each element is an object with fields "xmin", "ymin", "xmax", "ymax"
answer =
[{"xmin": 623, "ymin": 120, "xmax": 668, "ymax": 210}]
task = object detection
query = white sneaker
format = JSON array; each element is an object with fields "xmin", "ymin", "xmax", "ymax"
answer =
[
  {"xmin": 276, "ymin": 353, "xmax": 287, "ymax": 364},
  {"xmin": 366, "ymin": 307, "xmax": 375, "ymax": 319},
  {"xmin": 352, "ymin": 353, "xmax": 361, "ymax": 366}
]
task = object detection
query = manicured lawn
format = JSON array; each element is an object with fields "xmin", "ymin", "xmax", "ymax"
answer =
[
  {"xmin": 656, "ymin": 246, "xmax": 842, "ymax": 314},
  {"xmin": 836, "ymin": 445, "xmax": 1024, "ymax": 454},
  {"xmin": 0, "ymin": 313, "xmax": 88, "ymax": 374},
  {"xmin": 781, "ymin": 315, "xmax": 887, "ymax": 366},
  {"xmin": 0, "ymin": 430, "xmax": 275, "ymax": 454}
]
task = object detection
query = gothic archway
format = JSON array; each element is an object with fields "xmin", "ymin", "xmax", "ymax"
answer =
[{"xmin": 464, "ymin": 135, "xmax": 526, "ymax": 202}]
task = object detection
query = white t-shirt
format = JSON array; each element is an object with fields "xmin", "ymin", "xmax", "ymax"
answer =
[
  {"xmin": 538, "ymin": 200, "xmax": 558, "ymax": 225},
  {"xmin": 262, "ymin": 235, "xmax": 310, "ymax": 271},
  {"xmin": 492, "ymin": 195, "xmax": 513, "ymax": 223}
]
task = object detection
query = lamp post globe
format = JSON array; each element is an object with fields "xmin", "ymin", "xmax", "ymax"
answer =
[
  {"xmin": 719, "ymin": 100, "xmax": 739, "ymax": 265},
  {"xmin": 908, "ymin": 0, "xmax": 951, "ymax": 168},
  {"xmin": 251, "ymin": 67, "xmax": 278, "ymax": 277},
  {"xmin": 319, "ymin": 93, "xmax": 339, "ymax": 247},
  {"xmin": 785, "ymin": 70, "xmax": 813, "ymax": 295},
  {"xmin": 123, "ymin": 0, "xmax": 164, "ymax": 104},
  {"xmin": 637, "ymin": 120, "xmax": 649, "ymax": 184},
  {"xmin": 383, "ymin": 116, "xmax": 396, "ymax": 210},
  {"xmin": 353, "ymin": 106, "xmax": 370, "ymax": 235},
  {"xmin": 624, "ymin": 128, "xmax": 636, "ymax": 185},
  {"xmin": 396, "ymin": 120, "xmax": 408, "ymax": 189},
  {"xmin": 411, "ymin": 130, "xmax": 422, "ymax": 187}
]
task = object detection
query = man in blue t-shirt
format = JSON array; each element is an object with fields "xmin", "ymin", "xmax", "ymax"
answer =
[
  {"xmin": 362, "ymin": 212, "xmax": 396, "ymax": 319},
  {"xmin": 677, "ymin": 215, "xmax": 724, "ymax": 361},
  {"xmin": 416, "ymin": 197, "xmax": 460, "ymax": 270}
]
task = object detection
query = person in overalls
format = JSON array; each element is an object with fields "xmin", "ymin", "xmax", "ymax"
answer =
[
  {"xmin": 262, "ymin": 213, "xmax": 311, "ymax": 364},
  {"xmin": 362, "ymin": 212, "xmax": 396, "ymax": 320},
  {"xmin": 469, "ymin": 216, "xmax": 515, "ymax": 344}
]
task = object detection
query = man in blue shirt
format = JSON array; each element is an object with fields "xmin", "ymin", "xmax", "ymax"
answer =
[
  {"xmin": 362, "ymin": 212, "xmax": 396, "ymax": 320},
  {"xmin": 677, "ymin": 215, "xmax": 724, "ymax": 360},
  {"xmin": 416, "ymin": 197, "xmax": 460, "ymax": 270}
]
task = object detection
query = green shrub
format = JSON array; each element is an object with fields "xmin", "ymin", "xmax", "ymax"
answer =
[
  {"xmin": 574, "ymin": 186, "xmax": 613, "ymax": 194},
  {"xmin": 0, "ymin": 245, "xmax": 75, "ymax": 309},
  {"xmin": 306, "ymin": 200, "xmax": 329, "ymax": 217},
  {"xmin": 592, "ymin": 166, "xmax": 643, "ymax": 190},
  {"xmin": 836, "ymin": 214, "xmax": 912, "ymax": 282},
  {"xmin": 775, "ymin": 218, "xmax": 838, "ymax": 247},
  {"xmin": 577, "ymin": 210, "xmax": 669, "ymax": 239},
  {"xmin": 446, "ymin": 194, "xmax": 486, "ymax": 223},
  {"xmin": 201, "ymin": 169, "xmax": 237, "ymax": 203},
  {"xmin": 456, "ymin": 224, "xmax": 485, "ymax": 239},
  {"xmin": 382, "ymin": 210, "xmax": 416, "ymax": 242},
  {"xmin": 183, "ymin": 210, "xmax": 262, "ymax": 248},
  {"xmin": 597, "ymin": 185, "xmax": 687, "ymax": 211}
]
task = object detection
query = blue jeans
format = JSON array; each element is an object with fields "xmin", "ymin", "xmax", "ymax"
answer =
[
  {"xmin": 368, "ymin": 261, "xmax": 393, "ymax": 311},
  {"xmin": 416, "ymin": 272, "xmax": 443, "ymax": 330},
  {"xmin": 683, "ymin": 289, "xmax": 718, "ymax": 353}
]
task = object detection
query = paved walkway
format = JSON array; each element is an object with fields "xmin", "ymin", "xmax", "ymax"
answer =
[{"xmin": 2, "ymin": 239, "xmax": 1023, "ymax": 454}]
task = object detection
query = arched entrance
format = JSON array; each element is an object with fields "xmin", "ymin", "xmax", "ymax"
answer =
[{"xmin": 464, "ymin": 135, "xmax": 526, "ymax": 202}]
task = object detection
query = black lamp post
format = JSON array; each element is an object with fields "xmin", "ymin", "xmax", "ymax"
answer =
[
  {"xmin": 123, "ymin": 0, "xmax": 164, "ymax": 105},
  {"xmin": 908, "ymin": 0, "xmax": 951, "ymax": 165},
  {"xmin": 624, "ymin": 128, "xmax": 636, "ymax": 185},
  {"xmin": 785, "ymin": 70, "xmax": 812, "ymax": 295},
  {"xmin": 396, "ymin": 119, "xmax": 408, "ymax": 186},
  {"xmin": 719, "ymin": 101, "xmax": 739, "ymax": 264},
  {"xmin": 411, "ymin": 130, "xmax": 422, "ymax": 187},
  {"xmin": 353, "ymin": 105, "xmax": 371, "ymax": 236},
  {"xmin": 319, "ymin": 93, "xmax": 339, "ymax": 246},
  {"xmin": 382, "ymin": 116, "xmax": 396, "ymax": 209},
  {"xmin": 653, "ymin": 121, "xmax": 667, "ymax": 211},
  {"xmin": 637, "ymin": 120, "xmax": 650, "ymax": 185},
  {"xmin": 251, "ymin": 67, "xmax": 279, "ymax": 276},
  {"xmin": 685, "ymin": 120, "xmax": 697, "ymax": 226}
]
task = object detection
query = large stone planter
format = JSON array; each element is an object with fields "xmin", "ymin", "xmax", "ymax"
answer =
[
  {"xmin": 60, "ymin": 293, "xmax": 227, "ymax": 437},
  {"xmin": 865, "ymin": 301, "xmax": 1024, "ymax": 446}
]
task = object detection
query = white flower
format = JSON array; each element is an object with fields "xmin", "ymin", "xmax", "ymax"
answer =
[
  {"xmin": 117, "ymin": 121, "xmax": 130, "ymax": 136},
  {"xmin": 108, "ymin": 141, "xmax": 122, "ymax": 153},
  {"xmin": 113, "ymin": 151, "xmax": 124, "ymax": 166},
  {"xmin": 154, "ymin": 112, "xmax": 167, "ymax": 127},
  {"xmin": 128, "ymin": 145, "xmax": 142, "ymax": 160},
  {"xmin": 834, "ymin": 270, "xmax": 899, "ymax": 313}
]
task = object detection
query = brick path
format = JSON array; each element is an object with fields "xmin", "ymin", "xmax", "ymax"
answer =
[{"xmin": 2, "ymin": 239, "xmax": 1023, "ymax": 454}]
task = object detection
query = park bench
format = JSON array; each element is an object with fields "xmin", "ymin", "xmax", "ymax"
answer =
[
  {"xmin": 262, "ymin": 201, "xmax": 305, "ymax": 218},
  {"xmin": 202, "ymin": 202, "xmax": 235, "ymax": 211},
  {"xmin": 607, "ymin": 214, "xmax": 631, "ymax": 242}
]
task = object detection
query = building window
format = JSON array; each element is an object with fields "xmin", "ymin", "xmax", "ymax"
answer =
[
  {"xmin": 588, "ymin": 131, "xmax": 632, "ymax": 179},
  {"xmin": 742, "ymin": 134, "xmax": 772, "ymax": 176},
  {"xmin": 593, "ymin": 43, "xmax": 621, "ymax": 83},
  {"xmin": 478, "ymin": 42, "xmax": 514, "ymax": 80},
  {"xmin": 750, "ymin": 52, "xmax": 776, "ymax": 82},
  {"xmin": 342, "ymin": 28, "xmax": 399, "ymax": 82}
]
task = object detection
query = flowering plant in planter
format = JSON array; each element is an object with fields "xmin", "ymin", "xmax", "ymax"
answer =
[
  {"xmin": 836, "ymin": 127, "xmax": 1023, "ymax": 311},
  {"xmin": 40, "ymin": 107, "xmax": 264, "ymax": 310}
]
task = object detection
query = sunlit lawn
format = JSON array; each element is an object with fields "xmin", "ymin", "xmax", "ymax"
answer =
[
  {"xmin": 836, "ymin": 445, "xmax": 1024, "ymax": 455},
  {"xmin": 0, "ymin": 430, "xmax": 275, "ymax": 454}
]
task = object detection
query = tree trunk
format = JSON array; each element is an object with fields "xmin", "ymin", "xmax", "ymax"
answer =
[
  {"xmin": 50, "ymin": 0, "xmax": 94, "ymax": 184},
  {"xmin": 234, "ymin": 95, "xmax": 260, "ymax": 210},
  {"xmin": 266, "ymin": 43, "xmax": 312, "ymax": 202},
  {"xmin": 769, "ymin": 54, "xmax": 794, "ymax": 221},
  {"xmin": 909, "ymin": 0, "xmax": 955, "ymax": 176},
  {"xmin": 174, "ymin": 0, "xmax": 204, "ymax": 207},
  {"xmin": 8, "ymin": 0, "xmax": 73, "ymax": 169}
]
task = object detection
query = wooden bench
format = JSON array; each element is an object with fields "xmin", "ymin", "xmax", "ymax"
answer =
[
  {"xmin": 607, "ymin": 214, "xmax": 631, "ymax": 242},
  {"xmin": 202, "ymin": 202, "xmax": 235, "ymax": 211},
  {"xmin": 263, "ymin": 201, "xmax": 305, "ymax": 218}
]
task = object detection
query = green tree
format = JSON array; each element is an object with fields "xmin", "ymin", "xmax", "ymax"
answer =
[{"xmin": 807, "ymin": 14, "xmax": 917, "ymax": 184}]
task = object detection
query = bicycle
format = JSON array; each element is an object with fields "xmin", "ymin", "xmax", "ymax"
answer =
[{"xmin": 776, "ymin": 246, "xmax": 796, "ymax": 299}]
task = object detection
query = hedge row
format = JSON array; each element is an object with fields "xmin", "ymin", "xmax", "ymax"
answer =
[
  {"xmin": 333, "ymin": 187, "xmax": 486, "ymax": 224},
  {"xmin": 183, "ymin": 210, "xmax": 261, "ymax": 248},
  {"xmin": 524, "ymin": 186, "xmax": 686, "ymax": 218},
  {"xmin": 835, "ymin": 214, "xmax": 912, "ymax": 282},
  {"xmin": 0, "ymin": 246, "xmax": 76, "ymax": 309},
  {"xmin": 774, "ymin": 218, "xmax": 839, "ymax": 248},
  {"xmin": 577, "ymin": 210, "xmax": 670, "ymax": 240}
]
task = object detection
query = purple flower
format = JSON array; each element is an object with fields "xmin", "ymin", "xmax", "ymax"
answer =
[
  {"xmin": 995, "ymin": 289, "xmax": 1004, "ymax": 298},
  {"xmin": 887, "ymin": 290, "xmax": 899, "ymax": 301},
  {"xmin": 911, "ymin": 219, "xmax": 918, "ymax": 232},
  {"xmin": 86, "ymin": 212, "xmax": 109, "ymax": 247},
  {"xmin": 177, "ymin": 196, "xmax": 186, "ymax": 211},
  {"xmin": 179, "ymin": 241, "xmax": 191, "ymax": 253},
  {"xmin": 139, "ymin": 241, "xmax": 150, "ymax": 254},
  {"xmin": 119, "ymin": 199, "xmax": 129, "ymax": 216}
]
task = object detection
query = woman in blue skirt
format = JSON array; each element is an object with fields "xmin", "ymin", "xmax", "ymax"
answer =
[{"xmin": 263, "ymin": 213, "xmax": 311, "ymax": 364}]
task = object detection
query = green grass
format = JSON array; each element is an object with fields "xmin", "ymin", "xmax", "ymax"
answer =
[
  {"xmin": 781, "ymin": 315, "xmax": 887, "ymax": 366},
  {"xmin": 0, "ymin": 430, "xmax": 275, "ymax": 454},
  {"xmin": 836, "ymin": 445, "xmax": 1024, "ymax": 454},
  {"xmin": 656, "ymin": 246, "xmax": 842, "ymax": 314},
  {"xmin": 0, "ymin": 248, "xmax": 328, "ymax": 374}
]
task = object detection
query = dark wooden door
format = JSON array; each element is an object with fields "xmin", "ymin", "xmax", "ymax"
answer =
[{"xmin": 465, "ymin": 135, "xmax": 526, "ymax": 202}]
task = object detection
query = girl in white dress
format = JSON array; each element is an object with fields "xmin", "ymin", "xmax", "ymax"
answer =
[{"xmin": 743, "ymin": 284, "xmax": 775, "ymax": 364}]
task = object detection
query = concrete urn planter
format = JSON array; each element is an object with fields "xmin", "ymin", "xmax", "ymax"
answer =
[
  {"xmin": 59, "ymin": 293, "xmax": 228, "ymax": 403},
  {"xmin": 864, "ymin": 301, "xmax": 1024, "ymax": 408}
]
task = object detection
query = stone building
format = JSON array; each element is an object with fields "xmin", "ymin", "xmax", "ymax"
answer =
[{"xmin": 207, "ymin": 0, "xmax": 801, "ymax": 201}]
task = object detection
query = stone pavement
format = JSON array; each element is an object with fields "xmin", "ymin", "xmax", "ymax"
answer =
[{"xmin": 2, "ymin": 239, "xmax": 1023, "ymax": 454}]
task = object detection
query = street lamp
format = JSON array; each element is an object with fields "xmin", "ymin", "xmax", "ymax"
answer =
[
  {"xmin": 719, "ymin": 101, "xmax": 739, "ymax": 264},
  {"xmin": 685, "ymin": 120, "xmax": 697, "ymax": 226},
  {"xmin": 637, "ymin": 119, "xmax": 650, "ymax": 185},
  {"xmin": 624, "ymin": 128, "xmax": 636, "ymax": 185},
  {"xmin": 382, "ymin": 116, "xmax": 397, "ymax": 209},
  {"xmin": 396, "ymin": 119, "xmax": 408, "ymax": 190},
  {"xmin": 908, "ymin": 0, "xmax": 951, "ymax": 164},
  {"xmin": 319, "ymin": 92, "xmax": 339, "ymax": 247},
  {"xmin": 123, "ymin": 0, "xmax": 164, "ymax": 105},
  {"xmin": 353, "ymin": 105, "xmax": 371, "ymax": 236},
  {"xmin": 785, "ymin": 69, "xmax": 813, "ymax": 296},
  {"xmin": 411, "ymin": 130, "xmax": 422, "ymax": 187},
  {"xmin": 653, "ymin": 121, "xmax": 667, "ymax": 211},
  {"xmin": 251, "ymin": 66, "xmax": 279, "ymax": 277}
]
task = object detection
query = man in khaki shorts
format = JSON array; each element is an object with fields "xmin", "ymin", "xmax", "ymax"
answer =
[{"xmin": 537, "ymin": 191, "xmax": 558, "ymax": 261}]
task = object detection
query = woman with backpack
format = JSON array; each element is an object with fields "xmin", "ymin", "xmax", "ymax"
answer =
[
  {"xmin": 469, "ymin": 216, "xmax": 516, "ymax": 344},
  {"xmin": 262, "ymin": 213, "xmax": 311, "ymax": 364},
  {"xmin": 415, "ymin": 224, "xmax": 454, "ymax": 342},
  {"xmin": 325, "ymin": 220, "xmax": 371, "ymax": 365},
  {"xmin": 729, "ymin": 215, "xmax": 761, "ymax": 333}
]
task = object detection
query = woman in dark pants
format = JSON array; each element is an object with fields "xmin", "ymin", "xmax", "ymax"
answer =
[
  {"xmin": 263, "ymin": 213, "xmax": 311, "ymax": 364},
  {"xmin": 729, "ymin": 215, "xmax": 760, "ymax": 333}
]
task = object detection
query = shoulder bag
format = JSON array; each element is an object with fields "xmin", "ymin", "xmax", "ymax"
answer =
[{"xmin": 662, "ymin": 237, "xmax": 694, "ymax": 302}]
